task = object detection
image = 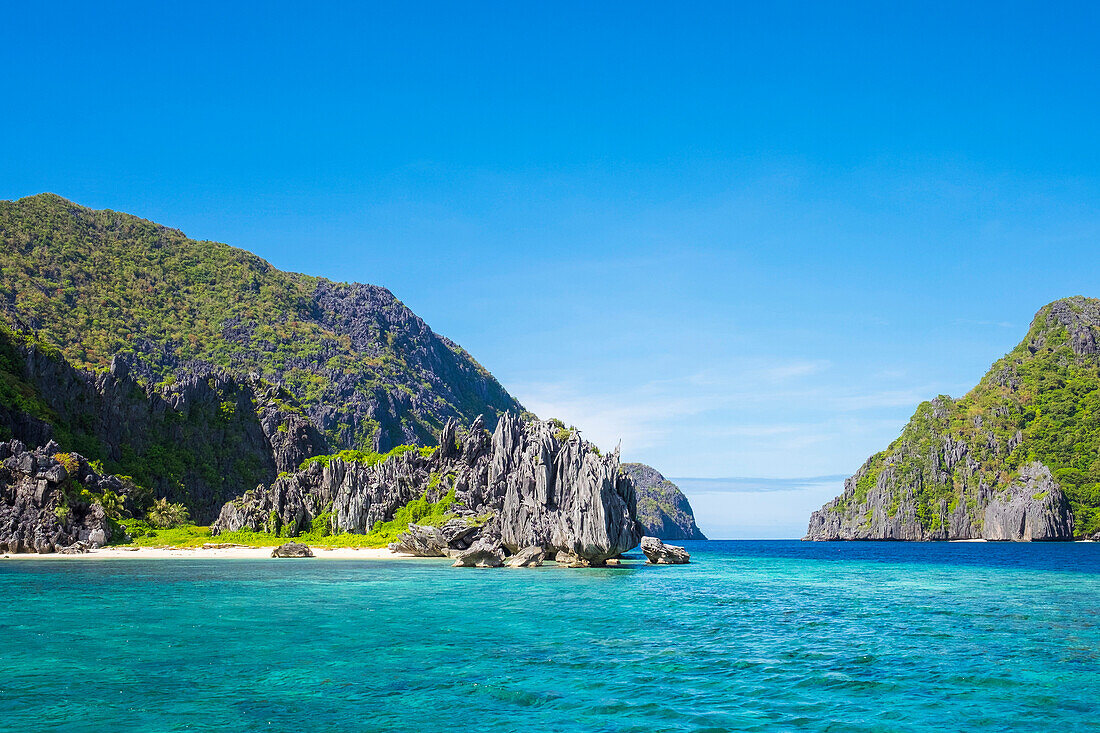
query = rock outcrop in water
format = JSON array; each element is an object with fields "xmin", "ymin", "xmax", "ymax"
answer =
[
  {"xmin": 0, "ymin": 439, "xmax": 145, "ymax": 553},
  {"xmin": 807, "ymin": 298, "xmax": 1100, "ymax": 541},
  {"xmin": 621, "ymin": 463, "xmax": 706, "ymax": 540},
  {"xmin": 213, "ymin": 413, "xmax": 642, "ymax": 564},
  {"xmin": 640, "ymin": 536, "xmax": 691, "ymax": 564}
]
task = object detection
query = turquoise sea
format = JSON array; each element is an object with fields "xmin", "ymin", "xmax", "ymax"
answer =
[{"xmin": 1, "ymin": 541, "xmax": 1098, "ymax": 732}]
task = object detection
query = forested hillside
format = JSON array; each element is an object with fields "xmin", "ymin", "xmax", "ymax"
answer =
[{"xmin": 0, "ymin": 194, "xmax": 523, "ymax": 451}]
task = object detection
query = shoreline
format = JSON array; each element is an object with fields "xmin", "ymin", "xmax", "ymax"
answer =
[{"xmin": 1, "ymin": 545, "xmax": 411, "ymax": 560}]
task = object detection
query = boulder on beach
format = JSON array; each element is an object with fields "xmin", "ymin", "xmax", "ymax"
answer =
[
  {"xmin": 271, "ymin": 542, "xmax": 314, "ymax": 558},
  {"xmin": 389, "ymin": 523, "xmax": 448, "ymax": 556}
]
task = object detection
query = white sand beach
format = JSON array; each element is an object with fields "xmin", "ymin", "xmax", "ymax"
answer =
[{"xmin": 1, "ymin": 545, "xmax": 410, "ymax": 560}]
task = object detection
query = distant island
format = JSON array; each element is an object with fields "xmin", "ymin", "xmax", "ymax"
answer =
[
  {"xmin": 0, "ymin": 194, "xmax": 699, "ymax": 561},
  {"xmin": 807, "ymin": 298, "xmax": 1100, "ymax": 542},
  {"xmin": 621, "ymin": 463, "xmax": 706, "ymax": 540}
]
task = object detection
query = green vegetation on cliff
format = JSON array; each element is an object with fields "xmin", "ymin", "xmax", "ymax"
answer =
[
  {"xmin": 296, "ymin": 444, "xmax": 436, "ymax": 472},
  {"xmin": 621, "ymin": 463, "xmax": 706, "ymax": 540},
  {"xmin": 833, "ymin": 297, "xmax": 1100, "ymax": 538},
  {"xmin": 0, "ymin": 193, "xmax": 522, "ymax": 451},
  {"xmin": 0, "ymin": 321, "xmax": 321, "ymax": 522}
]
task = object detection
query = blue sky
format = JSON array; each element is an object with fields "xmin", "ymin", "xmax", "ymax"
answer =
[{"xmin": 3, "ymin": 2, "xmax": 1099, "ymax": 535}]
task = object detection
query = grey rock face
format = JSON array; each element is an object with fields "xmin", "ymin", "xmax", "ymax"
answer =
[
  {"xmin": 805, "ymin": 446, "xmax": 1076, "ymax": 542},
  {"xmin": 553, "ymin": 549, "xmax": 603, "ymax": 567},
  {"xmin": 0, "ymin": 440, "xmax": 140, "ymax": 554},
  {"xmin": 505, "ymin": 546, "xmax": 545, "ymax": 567},
  {"xmin": 1026, "ymin": 296, "xmax": 1100, "ymax": 356},
  {"xmin": 0, "ymin": 331, "xmax": 327, "ymax": 523},
  {"xmin": 621, "ymin": 463, "xmax": 706, "ymax": 540},
  {"xmin": 213, "ymin": 413, "xmax": 643, "ymax": 564},
  {"xmin": 640, "ymin": 536, "xmax": 691, "ymax": 564},
  {"xmin": 271, "ymin": 542, "xmax": 314, "ymax": 558},
  {"xmin": 982, "ymin": 463, "xmax": 1074, "ymax": 541},
  {"xmin": 304, "ymin": 281, "xmax": 523, "ymax": 451}
]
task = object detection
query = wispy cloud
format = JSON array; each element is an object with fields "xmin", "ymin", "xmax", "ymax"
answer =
[
  {"xmin": 509, "ymin": 355, "xmax": 963, "ymax": 477},
  {"xmin": 955, "ymin": 318, "xmax": 1016, "ymax": 328},
  {"xmin": 670, "ymin": 475, "xmax": 849, "ymax": 493}
]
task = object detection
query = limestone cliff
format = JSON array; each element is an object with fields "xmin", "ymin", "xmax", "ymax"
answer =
[
  {"xmin": 0, "ymin": 325, "xmax": 326, "ymax": 522},
  {"xmin": 0, "ymin": 439, "xmax": 146, "ymax": 553},
  {"xmin": 807, "ymin": 297, "xmax": 1100, "ymax": 541}
]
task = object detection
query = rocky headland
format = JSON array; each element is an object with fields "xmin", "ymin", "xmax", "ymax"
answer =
[
  {"xmin": 806, "ymin": 298, "xmax": 1100, "ymax": 541},
  {"xmin": 622, "ymin": 463, "xmax": 706, "ymax": 540},
  {"xmin": 0, "ymin": 195, "xmax": 698, "ymax": 561}
]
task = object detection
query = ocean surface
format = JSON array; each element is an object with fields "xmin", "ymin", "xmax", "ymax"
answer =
[{"xmin": 1, "ymin": 541, "xmax": 1098, "ymax": 732}]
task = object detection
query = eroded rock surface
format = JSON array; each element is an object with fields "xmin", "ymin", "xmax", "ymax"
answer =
[
  {"xmin": 389, "ymin": 524, "xmax": 448, "ymax": 557},
  {"xmin": 451, "ymin": 538, "xmax": 505, "ymax": 568},
  {"xmin": 982, "ymin": 464, "xmax": 1074, "ymax": 541},
  {"xmin": 505, "ymin": 546, "xmax": 545, "ymax": 567},
  {"xmin": 0, "ymin": 440, "xmax": 143, "ymax": 553},
  {"xmin": 214, "ymin": 413, "xmax": 642, "ymax": 564}
]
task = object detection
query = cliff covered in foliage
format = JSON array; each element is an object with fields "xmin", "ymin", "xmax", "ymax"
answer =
[
  {"xmin": 0, "ymin": 323, "xmax": 326, "ymax": 522},
  {"xmin": 807, "ymin": 298, "xmax": 1100, "ymax": 541},
  {"xmin": 0, "ymin": 194, "xmax": 523, "ymax": 452},
  {"xmin": 621, "ymin": 463, "xmax": 706, "ymax": 540}
]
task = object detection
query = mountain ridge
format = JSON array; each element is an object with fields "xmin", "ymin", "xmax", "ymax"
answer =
[{"xmin": 0, "ymin": 193, "xmax": 523, "ymax": 452}]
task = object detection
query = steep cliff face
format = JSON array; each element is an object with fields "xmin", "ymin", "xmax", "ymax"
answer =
[
  {"xmin": 807, "ymin": 297, "xmax": 1100, "ymax": 541},
  {"xmin": 0, "ymin": 439, "xmax": 145, "ymax": 553},
  {"xmin": 0, "ymin": 193, "xmax": 523, "ymax": 452},
  {"xmin": 0, "ymin": 325, "xmax": 326, "ymax": 522},
  {"xmin": 213, "ymin": 414, "xmax": 642, "ymax": 563},
  {"xmin": 621, "ymin": 463, "xmax": 706, "ymax": 540}
]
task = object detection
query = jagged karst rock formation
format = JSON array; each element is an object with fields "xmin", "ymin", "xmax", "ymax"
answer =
[
  {"xmin": 640, "ymin": 536, "xmax": 691, "ymax": 564},
  {"xmin": 0, "ymin": 439, "xmax": 144, "ymax": 553},
  {"xmin": 807, "ymin": 297, "xmax": 1100, "ymax": 541},
  {"xmin": 981, "ymin": 464, "xmax": 1075, "ymax": 541},
  {"xmin": 0, "ymin": 193, "xmax": 523, "ymax": 453},
  {"xmin": 213, "ymin": 414, "xmax": 643, "ymax": 565},
  {"xmin": 622, "ymin": 463, "xmax": 706, "ymax": 540}
]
